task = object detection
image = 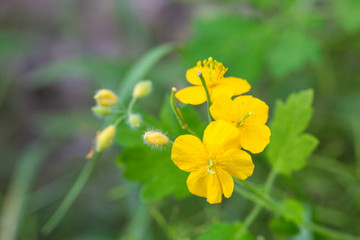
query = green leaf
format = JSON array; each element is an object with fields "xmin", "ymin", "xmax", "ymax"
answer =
[
  {"xmin": 185, "ymin": 15, "xmax": 273, "ymax": 82},
  {"xmin": 115, "ymin": 111, "xmax": 160, "ymax": 148},
  {"xmin": 269, "ymin": 216, "xmax": 300, "ymax": 236},
  {"xmin": 333, "ymin": 0, "xmax": 360, "ymax": 32},
  {"xmin": 118, "ymin": 147, "xmax": 189, "ymax": 201},
  {"xmin": 29, "ymin": 58, "xmax": 128, "ymax": 89},
  {"xmin": 266, "ymin": 89, "xmax": 319, "ymax": 175},
  {"xmin": 116, "ymin": 96, "xmax": 204, "ymax": 201},
  {"xmin": 197, "ymin": 222, "xmax": 256, "ymax": 240},
  {"xmin": 268, "ymin": 29, "xmax": 321, "ymax": 79},
  {"xmin": 280, "ymin": 199, "xmax": 305, "ymax": 224},
  {"xmin": 118, "ymin": 44, "xmax": 174, "ymax": 102}
]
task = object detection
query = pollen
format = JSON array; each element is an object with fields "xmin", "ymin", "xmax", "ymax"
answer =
[{"xmin": 143, "ymin": 131, "xmax": 169, "ymax": 147}]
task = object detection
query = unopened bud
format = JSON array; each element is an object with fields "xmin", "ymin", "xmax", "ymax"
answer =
[
  {"xmin": 128, "ymin": 113, "xmax": 141, "ymax": 128},
  {"xmin": 94, "ymin": 89, "xmax": 118, "ymax": 107},
  {"xmin": 92, "ymin": 105, "xmax": 112, "ymax": 116},
  {"xmin": 96, "ymin": 125, "xmax": 116, "ymax": 152},
  {"xmin": 133, "ymin": 80, "xmax": 152, "ymax": 99},
  {"xmin": 143, "ymin": 131, "xmax": 169, "ymax": 147}
]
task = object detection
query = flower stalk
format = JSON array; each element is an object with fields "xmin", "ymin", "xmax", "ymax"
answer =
[
  {"xmin": 170, "ymin": 88, "xmax": 198, "ymax": 136},
  {"xmin": 198, "ymin": 71, "xmax": 214, "ymax": 122}
]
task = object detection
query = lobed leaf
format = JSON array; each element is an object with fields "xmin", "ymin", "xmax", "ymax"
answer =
[{"xmin": 266, "ymin": 89, "xmax": 319, "ymax": 175}]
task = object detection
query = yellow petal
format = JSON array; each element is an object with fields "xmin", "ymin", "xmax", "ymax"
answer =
[
  {"xmin": 206, "ymin": 171, "xmax": 223, "ymax": 204},
  {"xmin": 216, "ymin": 168, "xmax": 234, "ymax": 198},
  {"xmin": 175, "ymin": 86, "xmax": 207, "ymax": 105},
  {"xmin": 186, "ymin": 65, "xmax": 202, "ymax": 85},
  {"xmin": 210, "ymin": 94, "xmax": 240, "ymax": 123},
  {"xmin": 239, "ymin": 122, "xmax": 271, "ymax": 154},
  {"xmin": 203, "ymin": 120, "xmax": 241, "ymax": 157},
  {"xmin": 187, "ymin": 168, "xmax": 208, "ymax": 198},
  {"xmin": 171, "ymin": 135, "xmax": 208, "ymax": 171},
  {"xmin": 233, "ymin": 95, "xmax": 269, "ymax": 124},
  {"xmin": 220, "ymin": 77, "xmax": 251, "ymax": 96},
  {"xmin": 218, "ymin": 149, "xmax": 254, "ymax": 180}
]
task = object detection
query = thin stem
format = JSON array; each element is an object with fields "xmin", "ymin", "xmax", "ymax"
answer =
[
  {"xmin": 149, "ymin": 206, "xmax": 175, "ymax": 240},
  {"xmin": 198, "ymin": 71, "xmax": 214, "ymax": 122},
  {"xmin": 127, "ymin": 96, "xmax": 137, "ymax": 115},
  {"xmin": 234, "ymin": 182, "xmax": 360, "ymax": 240},
  {"xmin": 235, "ymin": 158, "xmax": 280, "ymax": 236},
  {"xmin": 42, "ymin": 152, "xmax": 101, "ymax": 234},
  {"xmin": 170, "ymin": 88, "xmax": 198, "ymax": 137}
]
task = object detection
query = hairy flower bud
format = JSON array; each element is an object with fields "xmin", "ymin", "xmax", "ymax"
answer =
[
  {"xmin": 128, "ymin": 113, "xmax": 141, "ymax": 128},
  {"xmin": 143, "ymin": 131, "xmax": 169, "ymax": 147},
  {"xmin": 96, "ymin": 125, "xmax": 116, "ymax": 152},
  {"xmin": 92, "ymin": 105, "xmax": 112, "ymax": 117},
  {"xmin": 132, "ymin": 80, "xmax": 152, "ymax": 99},
  {"xmin": 94, "ymin": 89, "xmax": 118, "ymax": 107}
]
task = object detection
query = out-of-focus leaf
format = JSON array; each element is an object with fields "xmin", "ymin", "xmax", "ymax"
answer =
[
  {"xmin": 333, "ymin": 0, "xmax": 360, "ymax": 32},
  {"xmin": 30, "ymin": 58, "xmax": 128, "ymax": 89},
  {"xmin": 268, "ymin": 29, "xmax": 321, "ymax": 79},
  {"xmin": 269, "ymin": 216, "xmax": 300, "ymax": 236},
  {"xmin": 197, "ymin": 222, "xmax": 256, "ymax": 240},
  {"xmin": 116, "ymin": 96, "xmax": 204, "ymax": 201},
  {"xmin": 115, "ymin": 111, "xmax": 160, "ymax": 148},
  {"xmin": 117, "ymin": 147, "xmax": 189, "ymax": 201},
  {"xmin": 280, "ymin": 199, "xmax": 305, "ymax": 224},
  {"xmin": 0, "ymin": 141, "xmax": 53, "ymax": 240},
  {"xmin": 118, "ymin": 44, "xmax": 174, "ymax": 102},
  {"xmin": 185, "ymin": 15, "xmax": 273, "ymax": 82},
  {"xmin": 266, "ymin": 89, "xmax": 319, "ymax": 175}
]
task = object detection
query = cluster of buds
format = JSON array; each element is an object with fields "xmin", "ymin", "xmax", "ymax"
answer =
[
  {"xmin": 92, "ymin": 89, "xmax": 119, "ymax": 117},
  {"xmin": 88, "ymin": 80, "xmax": 156, "ymax": 157}
]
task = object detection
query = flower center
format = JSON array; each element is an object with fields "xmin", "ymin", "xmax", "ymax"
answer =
[
  {"xmin": 237, "ymin": 112, "xmax": 253, "ymax": 127},
  {"xmin": 206, "ymin": 159, "xmax": 215, "ymax": 175}
]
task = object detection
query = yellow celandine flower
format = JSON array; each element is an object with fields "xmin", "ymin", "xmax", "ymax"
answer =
[
  {"xmin": 171, "ymin": 120, "xmax": 254, "ymax": 204},
  {"xmin": 94, "ymin": 89, "xmax": 118, "ymax": 107},
  {"xmin": 175, "ymin": 58, "xmax": 251, "ymax": 105},
  {"xmin": 210, "ymin": 95, "xmax": 271, "ymax": 154}
]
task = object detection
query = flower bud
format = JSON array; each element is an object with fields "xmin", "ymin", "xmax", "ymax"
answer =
[
  {"xmin": 92, "ymin": 105, "xmax": 112, "ymax": 117},
  {"xmin": 128, "ymin": 113, "xmax": 141, "ymax": 128},
  {"xmin": 96, "ymin": 125, "xmax": 116, "ymax": 152},
  {"xmin": 143, "ymin": 131, "xmax": 169, "ymax": 147},
  {"xmin": 94, "ymin": 89, "xmax": 118, "ymax": 107},
  {"xmin": 132, "ymin": 80, "xmax": 152, "ymax": 99}
]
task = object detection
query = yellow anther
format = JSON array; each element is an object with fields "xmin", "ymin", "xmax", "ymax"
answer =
[{"xmin": 237, "ymin": 112, "xmax": 253, "ymax": 126}]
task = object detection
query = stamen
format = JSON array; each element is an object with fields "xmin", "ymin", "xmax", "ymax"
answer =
[
  {"xmin": 237, "ymin": 112, "xmax": 253, "ymax": 126},
  {"xmin": 206, "ymin": 159, "xmax": 215, "ymax": 175}
]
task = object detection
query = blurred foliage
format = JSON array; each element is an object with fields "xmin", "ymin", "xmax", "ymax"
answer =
[{"xmin": 1, "ymin": 0, "xmax": 360, "ymax": 239}]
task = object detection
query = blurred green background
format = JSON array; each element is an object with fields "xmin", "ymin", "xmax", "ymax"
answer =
[{"xmin": 1, "ymin": 0, "xmax": 360, "ymax": 239}]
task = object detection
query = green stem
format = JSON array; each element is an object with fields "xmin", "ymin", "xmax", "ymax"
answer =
[
  {"xmin": 149, "ymin": 206, "xmax": 175, "ymax": 240},
  {"xmin": 198, "ymin": 71, "xmax": 214, "ymax": 122},
  {"xmin": 42, "ymin": 152, "xmax": 101, "ymax": 234},
  {"xmin": 127, "ymin": 96, "xmax": 137, "ymax": 115},
  {"xmin": 234, "ymin": 182, "xmax": 360, "ymax": 240},
  {"xmin": 170, "ymin": 88, "xmax": 198, "ymax": 137},
  {"xmin": 235, "ymin": 168, "xmax": 278, "ymax": 237}
]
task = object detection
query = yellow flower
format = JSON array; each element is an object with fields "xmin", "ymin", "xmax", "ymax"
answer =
[
  {"xmin": 210, "ymin": 95, "xmax": 271, "ymax": 154},
  {"xmin": 175, "ymin": 58, "xmax": 251, "ymax": 105},
  {"xmin": 171, "ymin": 120, "xmax": 254, "ymax": 204},
  {"xmin": 94, "ymin": 89, "xmax": 118, "ymax": 107}
]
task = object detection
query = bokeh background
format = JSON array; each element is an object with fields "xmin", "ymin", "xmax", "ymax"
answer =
[{"xmin": 1, "ymin": 0, "xmax": 360, "ymax": 239}]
